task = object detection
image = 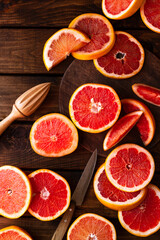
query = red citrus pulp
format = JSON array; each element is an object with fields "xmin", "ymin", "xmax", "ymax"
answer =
[{"xmin": 0, "ymin": 226, "xmax": 33, "ymax": 240}]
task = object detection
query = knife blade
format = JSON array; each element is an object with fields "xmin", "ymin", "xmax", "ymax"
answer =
[{"xmin": 51, "ymin": 149, "xmax": 97, "ymax": 240}]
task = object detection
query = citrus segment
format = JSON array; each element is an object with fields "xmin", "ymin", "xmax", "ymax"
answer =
[
  {"xmin": 0, "ymin": 165, "xmax": 31, "ymax": 219},
  {"xmin": 94, "ymin": 31, "xmax": 145, "ymax": 79},
  {"xmin": 69, "ymin": 83, "xmax": 121, "ymax": 133},
  {"xmin": 28, "ymin": 169, "xmax": 71, "ymax": 221},
  {"xmin": 69, "ymin": 13, "xmax": 115, "ymax": 60},
  {"xmin": 67, "ymin": 213, "xmax": 116, "ymax": 240},
  {"xmin": 118, "ymin": 184, "xmax": 160, "ymax": 237},
  {"xmin": 105, "ymin": 144, "xmax": 155, "ymax": 192},
  {"xmin": 30, "ymin": 113, "xmax": 78, "ymax": 157},
  {"xmin": 0, "ymin": 226, "xmax": 33, "ymax": 240}
]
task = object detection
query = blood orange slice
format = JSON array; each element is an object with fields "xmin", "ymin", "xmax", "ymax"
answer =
[
  {"xmin": 118, "ymin": 184, "xmax": 160, "ymax": 237},
  {"xmin": 105, "ymin": 144, "xmax": 155, "ymax": 192},
  {"xmin": 103, "ymin": 111, "xmax": 143, "ymax": 151},
  {"xmin": 0, "ymin": 165, "xmax": 31, "ymax": 219},
  {"xmin": 102, "ymin": 0, "xmax": 144, "ymax": 20},
  {"xmin": 94, "ymin": 31, "xmax": 145, "ymax": 79},
  {"xmin": 122, "ymin": 98, "xmax": 155, "ymax": 146},
  {"xmin": 132, "ymin": 83, "xmax": 160, "ymax": 106},
  {"xmin": 69, "ymin": 13, "xmax": 115, "ymax": 60},
  {"xmin": 43, "ymin": 28, "xmax": 90, "ymax": 70},
  {"xmin": 140, "ymin": 0, "xmax": 160, "ymax": 34},
  {"xmin": 93, "ymin": 164, "xmax": 147, "ymax": 211},
  {"xmin": 69, "ymin": 83, "xmax": 121, "ymax": 133},
  {"xmin": 28, "ymin": 169, "xmax": 71, "ymax": 221},
  {"xmin": 30, "ymin": 113, "xmax": 78, "ymax": 157},
  {"xmin": 67, "ymin": 213, "xmax": 116, "ymax": 240},
  {"xmin": 0, "ymin": 226, "xmax": 33, "ymax": 240}
]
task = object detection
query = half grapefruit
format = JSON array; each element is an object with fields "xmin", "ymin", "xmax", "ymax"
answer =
[{"xmin": 0, "ymin": 226, "xmax": 33, "ymax": 240}]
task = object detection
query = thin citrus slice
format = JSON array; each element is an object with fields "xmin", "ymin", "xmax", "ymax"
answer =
[
  {"xmin": 122, "ymin": 98, "xmax": 156, "ymax": 145},
  {"xmin": 0, "ymin": 165, "xmax": 31, "ymax": 219},
  {"xmin": 94, "ymin": 31, "xmax": 145, "ymax": 79},
  {"xmin": 69, "ymin": 13, "xmax": 115, "ymax": 60},
  {"xmin": 0, "ymin": 226, "xmax": 33, "ymax": 240},
  {"xmin": 69, "ymin": 83, "xmax": 121, "ymax": 133},
  {"xmin": 30, "ymin": 113, "xmax": 78, "ymax": 157},
  {"xmin": 105, "ymin": 143, "xmax": 155, "ymax": 192},
  {"xmin": 93, "ymin": 163, "xmax": 147, "ymax": 211},
  {"xmin": 140, "ymin": 0, "xmax": 160, "ymax": 34},
  {"xmin": 43, "ymin": 28, "xmax": 90, "ymax": 70},
  {"xmin": 118, "ymin": 184, "xmax": 160, "ymax": 237},
  {"xmin": 102, "ymin": 0, "xmax": 144, "ymax": 20},
  {"xmin": 28, "ymin": 169, "xmax": 71, "ymax": 221},
  {"xmin": 103, "ymin": 111, "xmax": 143, "ymax": 151},
  {"xmin": 132, "ymin": 83, "xmax": 160, "ymax": 106},
  {"xmin": 67, "ymin": 213, "xmax": 116, "ymax": 240}
]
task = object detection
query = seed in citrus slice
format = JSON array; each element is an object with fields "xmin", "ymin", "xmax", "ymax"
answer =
[
  {"xmin": 102, "ymin": 0, "xmax": 144, "ymax": 20},
  {"xmin": 121, "ymin": 98, "xmax": 156, "ymax": 146},
  {"xmin": 93, "ymin": 163, "xmax": 147, "ymax": 211},
  {"xmin": 105, "ymin": 143, "xmax": 155, "ymax": 192},
  {"xmin": 0, "ymin": 165, "xmax": 31, "ymax": 219},
  {"xmin": 69, "ymin": 83, "xmax": 121, "ymax": 133},
  {"xmin": 118, "ymin": 184, "xmax": 160, "ymax": 237},
  {"xmin": 140, "ymin": 0, "xmax": 160, "ymax": 34},
  {"xmin": 67, "ymin": 213, "xmax": 116, "ymax": 240},
  {"xmin": 94, "ymin": 31, "xmax": 145, "ymax": 79},
  {"xmin": 28, "ymin": 169, "xmax": 71, "ymax": 221},
  {"xmin": 43, "ymin": 28, "xmax": 90, "ymax": 70},
  {"xmin": 132, "ymin": 83, "xmax": 160, "ymax": 107},
  {"xmin": 69, "ymin": 13, "xmax": 115, "ymax": 60},
  {"xmin": 103, "ymin": 111, "xmax": 143, "ymax": 151},
  {"xmin": 30, "ymin": 113, "xmax": 78, "ymax": 157},
  {"xmin": 0, "ymin": 226, "xmax": 33, "ymax": 240}
]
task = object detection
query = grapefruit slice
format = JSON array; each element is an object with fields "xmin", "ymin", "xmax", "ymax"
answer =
[
  {"xmin": 102, "ymin": 0, "xmax": 144, "ymax": 20},
  {"xmin": 30, "ymin": 113, "xmax": 78, "ymax": 157},
  {"xmin": 43, "ymin": 28, "xmax": 90, "ymax": 70},
  {"xmin": 118, "ymin": 184, "xmax": 160, "ymax": 237},
  {"xmin": 103, "ymin": 111, "xmax": 143, "ymax": 151},
  {"xmin": 28, "ymin": 169, "xmax": 71, "ymax": 221},
  {"xmin": 93, "ymin": 163, "xmax": 147, "ymax": 211},
  {"xmin": 105, "ymin": 143, "xmax": 155, "ymax": 192},
  {"xmin": 0, "ymin": 165, "xmax": 31, "ymax": 219},
  {"xmin": 69, "ymin": 13, "xmax": 115, "ymax": 60},
  {"xmin": 0, "ymin": 226, "xmax": 33, "ymax": 240},
  {"xmin": 132, "ymin": 83, "xmax": 160, "ymax": 106},
  {"xmin": 140, "ymin": 0, "xmax": 160, "ymax": 34},
  {"xmin": 69, "ymin": 83, "xmax": 121, "ymax": 133},
  {"xmin": 94, "ymin": 31, "xmax": 145, "ymax": 79},
  {"xmin": 122, "ymin": 98, "xmax": 156, "ymax": 146},
  {"xmin": 67, "ymin": 213, "xmax": 116, "ymax": 240}
]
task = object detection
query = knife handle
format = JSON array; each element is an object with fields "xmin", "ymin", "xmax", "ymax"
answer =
[{"xmin": 51, "ymin": 200, "xmax": 76, "ymax": 240}]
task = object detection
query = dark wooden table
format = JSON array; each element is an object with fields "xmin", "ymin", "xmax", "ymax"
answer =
[{"xmin": 0, "ymin": 1, "xmax": 160, "ymax": 239}]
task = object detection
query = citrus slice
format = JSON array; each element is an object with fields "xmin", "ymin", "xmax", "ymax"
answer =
[
  {"xmin": 103, "ymin": 111, "xmax": 143, "ymax": 151},
  {"xmin": 69, "ymin": 13, "xmax": 115, "ymax": 60},
  {"xmin": 0, "ymin": 165, "xmax": 31, "ymax": 219},
  {"xmin": 102, "ymin": 0, "xmax": 144, "ymax": 20},
  {"xmin": 28, "ymin": 169, "xmax": 71, "ymax": 221},
  {"xmin": 67, "ymin": 213, "xmax": 116, "ymax": 240},
  {"xmin": 69, "ymin": 83, "xmax": 121, "ymax": 133},
  {"xmin": 30, "ymin": 113, "xmax": 78, "ymax": 157},
  {"xmin": 43, "ymin": 28, "xmax": 90, "ymax": 70},
  {"xmin": 0, "ymin": 226, "xmax": 33, "ymax": 240},
  {"xmin": 93, "ymin": 163, "xmax": 147, "ymax": 211},
  {"xmin": 122, "ymin": 98, "xmax": 156, "ymax": 146},
  {"xmin": 140, "ymin": 0, "xmax": 160, "ymax": 34},
  {"xmin": 132, "ymin": 83, "xmax": 160, "ymax": 106},
  {"xmin": 105, "ymin": 143, "xmax": 155, "ymax": 192},
  {"xmin": 118, "ymin": 184, "xmax": 160, "ymax": 237},
  {"xmin": 94, "ymin": 31, "xmax": 145, "ymax": 79}
]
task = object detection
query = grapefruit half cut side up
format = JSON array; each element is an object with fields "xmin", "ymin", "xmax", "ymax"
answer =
[
  {"xmin": 0, "ymin": 226, "xmax": 33, "ymax": 240},
  {"xmin": 69, "ymin": 83, "xmax": 121, "ymax": 133}
]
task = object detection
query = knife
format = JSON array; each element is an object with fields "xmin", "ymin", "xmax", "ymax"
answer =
[{"xmin": 51, "ymin": 149, "xmax": 97, "ymax": 240}]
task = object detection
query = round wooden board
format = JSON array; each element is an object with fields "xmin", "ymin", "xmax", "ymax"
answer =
[{"xmin": 59, "ymin": 50, "xmax": 160, "ymax": 157}]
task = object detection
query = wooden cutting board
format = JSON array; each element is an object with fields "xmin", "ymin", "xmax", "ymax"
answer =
[{"xmin": 59, "ymin": 50, "xmax": 160, "ymax": 157}]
